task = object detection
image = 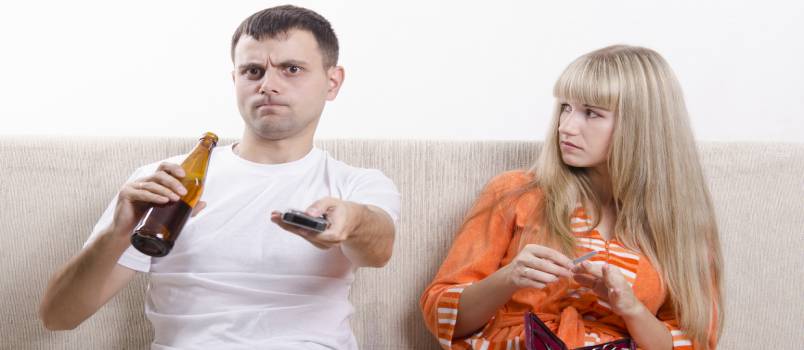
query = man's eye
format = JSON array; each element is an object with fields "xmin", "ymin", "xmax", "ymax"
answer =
[
  {"xmin": 287, "ymin": 66, "xmax": 302, "ymax": 74},
  {"xmin": 245, "ymin": 68, "xmax": 264, "ymax": 78}
]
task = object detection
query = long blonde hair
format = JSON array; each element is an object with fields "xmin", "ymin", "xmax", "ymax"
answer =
[{"xmin": 530, "ymin": 45, "xmax": 723, "ymax": 348}]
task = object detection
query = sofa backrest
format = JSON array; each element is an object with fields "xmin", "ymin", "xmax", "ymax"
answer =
[{"xmin": 1, "ymin": 138, "xmax": 802, "ymax": 349}]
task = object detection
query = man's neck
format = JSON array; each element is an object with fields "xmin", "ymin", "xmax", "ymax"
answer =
[{"xmin": 234, "ymin": 130, "xmax": 314, "ymax": 164}]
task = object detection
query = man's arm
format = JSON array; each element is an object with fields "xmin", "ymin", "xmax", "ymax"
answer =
[
  {"xmin": 338, "ymin": 203, "xmax": 395, "ymax": 267},
  {"xmin": 271, "ymin": 198, "xmax": 396, "ymax": 267},
  {"xmin": 39, "ymin": 228, "xmax": 137, "ymax": 330},
  {"xmin": 40, "ymin": 161, "xmax": 194, "ymax": 330}
]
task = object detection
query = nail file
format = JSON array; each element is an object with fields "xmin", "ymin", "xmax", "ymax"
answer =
[{"xmin": 573, "ymin": 251, "xmax": 598, "ymax": 265}]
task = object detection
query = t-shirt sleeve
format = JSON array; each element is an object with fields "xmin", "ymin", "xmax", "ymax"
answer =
[
  {"xmin": 83, "ymin": 166, "xmax": 153, "ymax": 273},
  {"xmin": 344, "ymin": 169, "xmax": 401, "ymax": 227}
]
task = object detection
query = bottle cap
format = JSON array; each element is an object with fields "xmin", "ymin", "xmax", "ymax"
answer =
[{"xmin": 200, "ymin": 132, "xmax": 219, "ymax": 146}]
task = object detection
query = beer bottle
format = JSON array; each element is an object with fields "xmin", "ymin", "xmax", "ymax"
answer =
[{"xmin": 130, "ymin": 132, "xmax": 218, "ymax": 257}]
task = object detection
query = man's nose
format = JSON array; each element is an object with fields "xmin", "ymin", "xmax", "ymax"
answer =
[{"xmin": 259, "ymin": 69, "xmax": 281, "ymax": 95}]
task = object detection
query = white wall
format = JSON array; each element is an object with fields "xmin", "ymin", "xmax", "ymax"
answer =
[{"xmin": 1, "ymin": 0, "xmax": 802, "ymax": 142}]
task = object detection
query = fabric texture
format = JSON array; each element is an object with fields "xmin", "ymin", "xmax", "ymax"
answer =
[{"xmin": 0, "ymin": 138, "xmax": 801, "ymax": 349}]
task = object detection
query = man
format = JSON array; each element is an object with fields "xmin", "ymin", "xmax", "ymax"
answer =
[{"xmin": 39, "ymin": 5, "xmax": 400, "ymax": 349}]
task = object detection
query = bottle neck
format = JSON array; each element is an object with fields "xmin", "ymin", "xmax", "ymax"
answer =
[{"xmin": 199, "ymin": 138, "xmax": 217, "ymax": 150}]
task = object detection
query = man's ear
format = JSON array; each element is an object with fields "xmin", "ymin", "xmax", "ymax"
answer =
[{"xmin": 325, "ymin": 66, "xmax": 345, "ymax": 101}]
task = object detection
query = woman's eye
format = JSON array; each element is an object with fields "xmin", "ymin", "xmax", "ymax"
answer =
[
  {"xmin": 588, "ymin": 110, "xmax": 601, "ymax": 118},
  {"xmin": 561, "ymin": 104, "xmax": 572, "ymax": 113}
]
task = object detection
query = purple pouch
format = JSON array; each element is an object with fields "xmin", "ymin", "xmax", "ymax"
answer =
[{"xmin": 524, "ymin": 312, "xmax": 636, "ymax": 350}]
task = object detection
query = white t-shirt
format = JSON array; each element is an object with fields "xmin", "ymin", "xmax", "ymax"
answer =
[{"xmin": 84, "ymin": 144, "xmax": 401, "ymax": 350}]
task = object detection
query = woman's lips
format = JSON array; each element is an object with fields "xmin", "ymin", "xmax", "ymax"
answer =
[{"xmin": 560, "ymin": 141, "xmax": 582, "ymax": 150}]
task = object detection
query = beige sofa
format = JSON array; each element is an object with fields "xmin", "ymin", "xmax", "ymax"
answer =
[{"xmin": 1, "ymin": 137, "xmax": 802, "ymax": 349}]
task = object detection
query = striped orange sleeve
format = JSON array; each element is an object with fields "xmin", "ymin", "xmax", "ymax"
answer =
[
  {"xmin": 656, "ymin": 298, "xmax": 720, "ymax": 350},
  {"xmin": 429, "ymin": 283, "xmax": 473, "ymax": 349},
  {"xmin": 656, "ymin": 270, "xmax": 721, "ymax": 350},
  {"xmin": 420, "ymin": 171, "xmax": 530, "ymax": 349},
  {"xmin": 656, "ymin": 297, "xmax": 693, "ymax": 349}
]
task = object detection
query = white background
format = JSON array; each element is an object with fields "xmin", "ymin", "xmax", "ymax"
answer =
[{"xmin": 1, "ymin": 0, "xmax": 802, "ymax": 142}]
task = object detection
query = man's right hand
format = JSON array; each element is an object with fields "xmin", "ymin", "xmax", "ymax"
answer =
[
  {"xmin": 39, "ymin": 162, "xmax": 209, "ymax": 330},
  {"xmin": 109, "ymin": 162, "xmax": 189, "ymax": 236}
]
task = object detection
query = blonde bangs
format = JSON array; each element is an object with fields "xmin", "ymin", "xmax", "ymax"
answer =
[{"xmin": 553, "ymin": 54, "xmax": 619, "ymax": 111}]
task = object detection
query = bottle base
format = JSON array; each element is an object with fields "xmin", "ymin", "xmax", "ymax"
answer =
[{"xmin": 131, "ymin": 233, "xmax": 172, "ymax": 257}]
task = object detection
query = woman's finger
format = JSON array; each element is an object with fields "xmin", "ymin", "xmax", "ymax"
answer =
[
  {"xmin": 521, "ymin": 267, "xmax": 560, "ymax": 284},
  {"xmin": 575, "ymin": 260, "xmax": 604, "ymax": 278},
  {"xmin": 525, "ymin": 244, "xmax": 574, "ymax": 270},
  {"xmin": 519, "ymin": 279, "xmax": 547, "ymax": 289},
  {"xmin": 602, "ymin": 264, "xmax": 629, "ymax": 289},
  {"xmin": 522, "ymin": 256, "xmax": 572, "ymax": 278},
  {"xmin": 572, "ymin": 273, "xmax": 598, "ymax": 288}
]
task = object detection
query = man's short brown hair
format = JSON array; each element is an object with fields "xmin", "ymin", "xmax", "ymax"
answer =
[{"xmin": 230, "ymin": 5, "xmax": 339, "ymax": 68}]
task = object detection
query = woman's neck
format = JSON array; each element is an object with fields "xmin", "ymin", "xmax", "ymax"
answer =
[
  {"xmin": 586, "ymin": 165, "xmax": 616, "ymax": 240},
  {"xmin": 588, "ymin": 164, "xmax": 613, "ymax": 206}
]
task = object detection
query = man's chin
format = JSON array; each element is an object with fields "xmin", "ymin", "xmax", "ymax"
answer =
[
  {"xmin": 242, "ymin": 113, "xmax": 318, "ymax": 141},
  {"xmin": 255, "ymin": 127, "xmax": 297, "ymax": 141},
  {"xmin": 247, "ymin": 121, "xmax": 300, "ymax": 140}
]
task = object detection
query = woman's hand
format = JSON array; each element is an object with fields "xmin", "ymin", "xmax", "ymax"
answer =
[
  {"xmin": 500, "ymin": 244, "xmax": 575, "ymax": 290},
  {"xmin": 572, "ymin": 261, "xmax": 645, "ymax": 317}
]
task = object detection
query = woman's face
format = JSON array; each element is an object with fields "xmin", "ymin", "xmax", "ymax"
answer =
[{"xmin": 557, "ymin": 101, "xmax": 616, "ymax": 170}]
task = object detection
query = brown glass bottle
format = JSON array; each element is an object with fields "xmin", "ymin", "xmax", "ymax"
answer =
[{"xmin": 130, "ymin": 132, "xmax": 218, "ymax": 257}]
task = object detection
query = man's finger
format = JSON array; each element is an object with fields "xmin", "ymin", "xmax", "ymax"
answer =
[
  {"xmin": 151, "ymin": 171, "xmax": 188, "ymax": 197},
  {"xmin": 191, "ymin": 201, "xmax": 206, "ymax": 217},
  {"xmin": 157, "ymin": 162, "xmax": 186, "ymax": 178},
  {"xmin": 271, "ymin": 213, "xmax": 318, "ymax": 236},
  {"xmin": 306, "ymin": 197, "xmax": 339, "ymax": 217},
  {"xmin": 270, "ymin": 212, "xmax": 333, "ymax": 247},
  {"xmin": 138, "ymin": 181, "xmax": 180, "ymax": 202},
  {"xmin": 127, "ymin": 186, "xmax": 170, "ymax": 204}
]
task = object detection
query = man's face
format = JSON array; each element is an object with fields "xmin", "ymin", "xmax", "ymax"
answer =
[{"xmin": 232, "ymin": 30, "xmax": 342, "ymax": 141}]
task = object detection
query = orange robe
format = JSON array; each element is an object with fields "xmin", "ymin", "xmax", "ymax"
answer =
[{"xmin": 421, "ymin": 171, "xmax": 717, "ymax": 349}]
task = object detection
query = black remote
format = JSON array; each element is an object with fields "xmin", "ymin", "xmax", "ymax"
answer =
[{"xmin": 280, "ymin": 210, "xmax": 330, "ymax": 233}]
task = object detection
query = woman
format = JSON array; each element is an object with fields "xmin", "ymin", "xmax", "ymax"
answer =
[{"xmin": 420, "ymin": 45, "xmax": 722, "ymax": 350}]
